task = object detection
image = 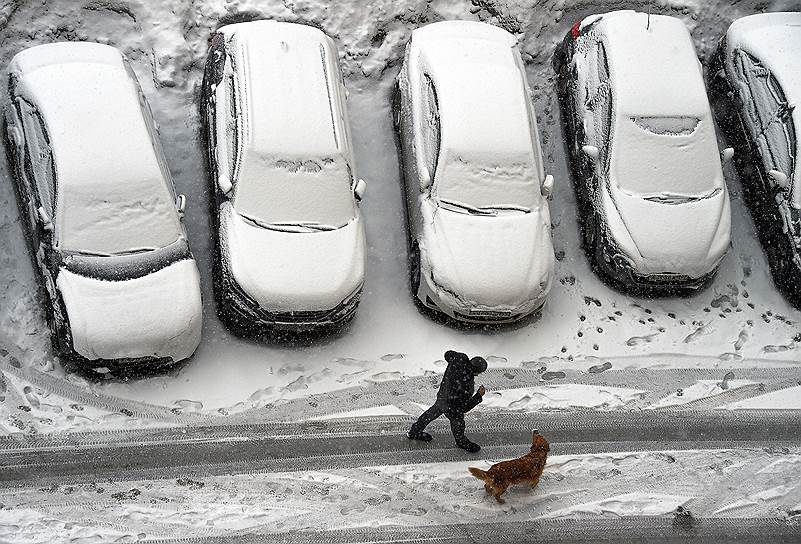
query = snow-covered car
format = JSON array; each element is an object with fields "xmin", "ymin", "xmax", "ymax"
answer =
[
  {"xmin": 393, "ymin": 21, "xmax": 556, "ymax": 324},
  {"xmin": 709, "ymin": 13, "xmax": 801, "ymax": 303},
  {"xmin": 201, "ymin": 21, "xmax": 366, "ymax": 333},
  {"xmin": 554, "ymin": 10, "xmax": 732, "ymax": 291},
  {"xmin": 4, "ymin": 42, "xmax": 203, "ymax": 366}
]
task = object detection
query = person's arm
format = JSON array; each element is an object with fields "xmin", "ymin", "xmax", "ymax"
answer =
[{"xmin": 463, "ymin": 385, "xmax": 485, "ymax": 412}]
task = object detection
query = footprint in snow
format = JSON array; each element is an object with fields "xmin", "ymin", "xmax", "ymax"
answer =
[
  {"xmin": 762, "ymin": 344, "xmax": 792, "ymax": 353},
  {"xmin": 172, "ymin": 399, "xmax": 203, "ymax": 412},
  {"xmin": 380, "ymin": 353, "xmax": 405, "ymax": 361},
  {"xmin": 369, "ymin": 371, "xmax": 403, "ymax": 382},
  {"xmin": 541, "ymin": 371, "xmax": 566, "ymax": 381},
  {"xmin": 734, "ymin": 329, "xmax": 748, "ymax": 351},
  {"xmin": 588, "ymin": 361, "xmax": 613, "ymax": 374},
  {"xmin": 718, "ymin": 352, "xmax": 743, "ymax": 361},
  {"xmin": 684, "ymin": 324, "xmax": 712, "ymax": 344},
  {"xmin": 626, "ymin": 333, "xmax": 661, "ymax": 346},
  {"xmin": 486, "ymin": 355, "xmax": 507, "ymax": 364}
]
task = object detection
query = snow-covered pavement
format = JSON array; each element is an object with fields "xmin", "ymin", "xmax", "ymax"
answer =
[{"xmin": 2, "ymin": 447, "xmax": 800, "ymax": 542}]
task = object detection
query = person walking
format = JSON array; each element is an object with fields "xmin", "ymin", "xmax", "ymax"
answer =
[{"xmin": 407, "ymin": 350, "xmax": 488, "ymax": 453}]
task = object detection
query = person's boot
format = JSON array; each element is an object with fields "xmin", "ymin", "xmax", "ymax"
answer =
[
  {"xmin": 457, "ymin": 439, "xmax": 481, "ymax": 453},
  {"xmin": 407, "ymin": 425, "xmax": 432, "ymax": 442}
]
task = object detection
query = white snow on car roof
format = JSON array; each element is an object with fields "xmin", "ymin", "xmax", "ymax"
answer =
[
  {"xmin": 726, "ymin": 12, "xmax": 801, "ymax": 105},
  {"xmin": 221, "ymin": 21, "xmax": 342, "ymax": 158},
  {"xmin": 9, "ymin": 42, "xmax": 181, "ymax": 255},
  {"xmin": 412, "ymin": 21, "xmax": 537, "ymax": 164},
  {"xmin": 599, "ymin": 12, "xmax": 709, "ymax": 116}
]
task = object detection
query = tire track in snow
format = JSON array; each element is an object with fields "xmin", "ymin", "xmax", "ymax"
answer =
[{"xmin": 2, "ymin": 410, "xmax": 801, "ymax": 486}]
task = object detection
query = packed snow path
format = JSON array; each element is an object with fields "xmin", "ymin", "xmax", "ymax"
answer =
[{"xmin": 2, "ymin": 412, "xmax": 801, "ymax": 542}]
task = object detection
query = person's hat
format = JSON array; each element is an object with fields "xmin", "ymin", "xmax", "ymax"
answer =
[{"xmin": 470, "ymin": 356, "xmax": 488, "ymax": 374}]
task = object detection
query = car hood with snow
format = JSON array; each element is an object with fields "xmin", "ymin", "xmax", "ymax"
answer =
[
  {"xmin": 420, "ymin": 198, "xmax": 553, "ymax": 312},
  {"xmin": 220, "ymin": 203, "xmax": 365, "ymax": 312},
  {"xmin": 56, "ymin": 258, "xmax": 202, "ymax": 363}
]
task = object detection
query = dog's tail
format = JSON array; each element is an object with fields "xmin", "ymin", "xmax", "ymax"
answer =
[{"xmin": 468, "ymin": 467, "xmax": 490, "ymax": 482}]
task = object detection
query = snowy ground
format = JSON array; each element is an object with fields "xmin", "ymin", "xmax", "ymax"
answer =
[
  {"xmin": 2, "ymin": 447, "xmax": 800, "ymax": 541},
  {"xmin": 0, "ymin": 0, "xmax": 800, "ymax": 434},
  {"xmin": 1, "ymin": 0, "xmax": 800, "ymax": 541}
]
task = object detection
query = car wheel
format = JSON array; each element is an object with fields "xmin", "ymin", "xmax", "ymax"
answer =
[{"xmin": 409, "ymin": 240, "xmax": 421, "ymax": 296}]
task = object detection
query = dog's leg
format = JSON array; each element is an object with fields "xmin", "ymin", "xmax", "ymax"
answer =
[
  {"xmin": 484, "ymin": 483, "xmax": 492, "ymax": 495},
  {"xmin": 494, "ymin": 492, "xmax": 506, "ymax": 504}
]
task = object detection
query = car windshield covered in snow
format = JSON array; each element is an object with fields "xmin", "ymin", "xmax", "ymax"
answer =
[
  {"xmin": 601, "ymin": 14, "xmax": 725, "ymax": 200},
  {"xmin": 224, "ymin": 27, "xmax": 357, "ymax": 230},
  {"xmin": 435, "ymin": 153, "xmax": 539, "ymax": 212},
  {"xmin": 232, "ymin": 154, "xmax": 356, "ymax": 229},
  {"xmin": 420, "ymin": 33, "xmax": 542, "ymax": 213},
  {"xmin": 611, "ymin": 114, "xmax": 723, "ymax": 199},
  {"xmin": 15, "ymin": 52, "xmax": 183, "ymax": 257}
]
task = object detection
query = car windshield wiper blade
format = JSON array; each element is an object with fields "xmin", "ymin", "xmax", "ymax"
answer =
[
  {"xmin": 271, "ymin": 221, "xmax": 338, "ymax": 231},
  {"xmin": 479, "ymin": 204, "xmax": 532, "ymax": 213},
  {"xmin": 111, "ymin": 247, "xmax": 158, "ymax": 256},
  {"xmin": 241, "ymin": 213, "xmax": 338, "ymax": 232},
  {"xmin": 69, "ymin": 249, "xmax": 113, "ymax": 257},
  {"xmin": 438, "ymin": 199, "xmax": 497, "ymax": 216}
]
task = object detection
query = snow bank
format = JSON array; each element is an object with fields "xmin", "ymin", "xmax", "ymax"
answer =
[
  {"xmin": 307, "ymin": 404, "xmax": 408, "ymax": 420},
  {"xmin": 480, "ymin": 384, "xmax": 646, "ymax": 412},
  {"xmin": 57, "ymin": 259, "xmax": 202, "ymax": 362},
  {"xmin": 723, "ymin": 385, "xmax": 801, "ymax": 410},
  {"xmin": 539, "ymin": 492, "xmax": 692, "ymax": 518},
  {"xmin": 648, "ymin": 379, "xmax": 757, "ymax": 409}
]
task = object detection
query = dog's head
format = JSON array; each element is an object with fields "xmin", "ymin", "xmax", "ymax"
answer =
[{"xmin": 530, "ymin": 429, "xmax": 550, "ymax": 454}]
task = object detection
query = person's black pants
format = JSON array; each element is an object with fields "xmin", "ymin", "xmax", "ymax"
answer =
[{"xmin": 410, "ymin": 400, "xmax": 470, "ymax": 446}]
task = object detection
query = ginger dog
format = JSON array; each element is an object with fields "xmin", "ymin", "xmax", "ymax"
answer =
[{"xmin": 468, "ymin": 430, "xmax": 549, "ymax": 504}]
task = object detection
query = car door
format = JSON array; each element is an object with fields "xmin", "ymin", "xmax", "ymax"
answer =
[
  {"xmin": 408, "ymin": 71, "xmax": 440, "ymax": 239},
  {"xmin": 581, "ymin": 40, "xmax": 612, "ymax": 200},
  {"xmin": 734, "ymin": 51, "xmax": 795, "ymax": 194},
  {"xmin": 208, "ymin": 34, "xmax": 240, "ymax": 198},
  {"xmin": 17, "ymin": 99, "xmax": 60, "ymax": 287}
]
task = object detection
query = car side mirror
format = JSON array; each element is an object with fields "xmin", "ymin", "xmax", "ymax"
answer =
[
  {"xmin": 420, "ymin": 167, "xmax": 433, "ymax": 192},
  {"xmin": 354, "ymin": 178, "xmax": 366, "ymax": 201},
  {"xmin": 582, "ymin": 145, "xmax": 600, "ymax": 164},
  {"xmin": 176, "ymin": 194, "xmax": 186, "ymax": 219},
  {"xmin": 37, "ymin": 206, "xmax": 53, "ymax": 232},
  {"xmin": 541, "ymin": 174, "xmax": 554, "ymax": 198},
  {"xmin": 218, "ymin": 174, "xmax": 233, "ymax": 196},
  {"xmin": 769, "ymin": 169, "xmax": 789, "ymax": 189},
  {"xmin": 721, "ymin": 147, "xmax": 734, "ymax": 164}
]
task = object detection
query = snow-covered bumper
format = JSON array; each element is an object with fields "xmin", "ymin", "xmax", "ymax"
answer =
[
  {"xmin": 55, "ymin": 259, "xmax": 203, "ymax": 364},
  {"xmin": 599, "ymin": 185, "xmax": 731, "ymax": 289},
  {"xmin": 216, "ymin": 206, "xmax": 365, "ymax": 331},
  {"xmin": 417, "ymin": 202, "xmax": 554, "ymax": 323}
]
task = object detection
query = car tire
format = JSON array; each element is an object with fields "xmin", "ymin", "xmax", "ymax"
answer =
[{"xmin": 409, "ymin": 240, "xmax": 421, "ymax": 296}]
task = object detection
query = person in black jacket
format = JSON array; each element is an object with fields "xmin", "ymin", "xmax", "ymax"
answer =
[{"xmin": 407, "ymin": 350, "xmax": 488, "ymax": 453}]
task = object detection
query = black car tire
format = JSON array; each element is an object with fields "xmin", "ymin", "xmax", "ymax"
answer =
[{"xmin": 409, "ymin": 240, "xmax": 421, "ymax": 296}]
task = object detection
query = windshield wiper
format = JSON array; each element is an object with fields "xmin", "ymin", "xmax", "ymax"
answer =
[
  {"xmin": 112, "ymin": 247, "xmax": 158, "ymax": 256},
  {"xmin": 479, "ymin": 204, "xmax": 532, "ymax": 213},
  {"xmin": 438, "ymin": 199, "xmax": 497, "ymax": 216},
  {"xmin": 643, "ymin": 188, "xmax": 721, "ymax": 205},
  {"xmin": 271, "ymin": 221, "xmax": 338, "ymax": 231},
  {"xmin": 241, "ymin": 213, "xmax": 339, "ymax": 232}
]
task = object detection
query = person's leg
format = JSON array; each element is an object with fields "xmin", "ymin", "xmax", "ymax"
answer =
[
  {"xmin": 408, "ymin": 402, "xmax": 444, "ymax": 441},
  {"xmin": 446, "ymin": 410, "xmax": 480, "ymax": 453}
]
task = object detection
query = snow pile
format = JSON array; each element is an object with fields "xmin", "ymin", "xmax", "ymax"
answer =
[
  {"xmin": 480, "ymin": 384, "xmax": 646, "ymax": 412},
  {"xmin": 723, "ymin": 385, "xmax": 801, "ymax": 410},
  {"xmin": 648, "ymin": 379, "xmax": 757, "ymax": 409},
  {"xmin": 539, "ymin": 492, "xmax": 692, "ymax": 518}
]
